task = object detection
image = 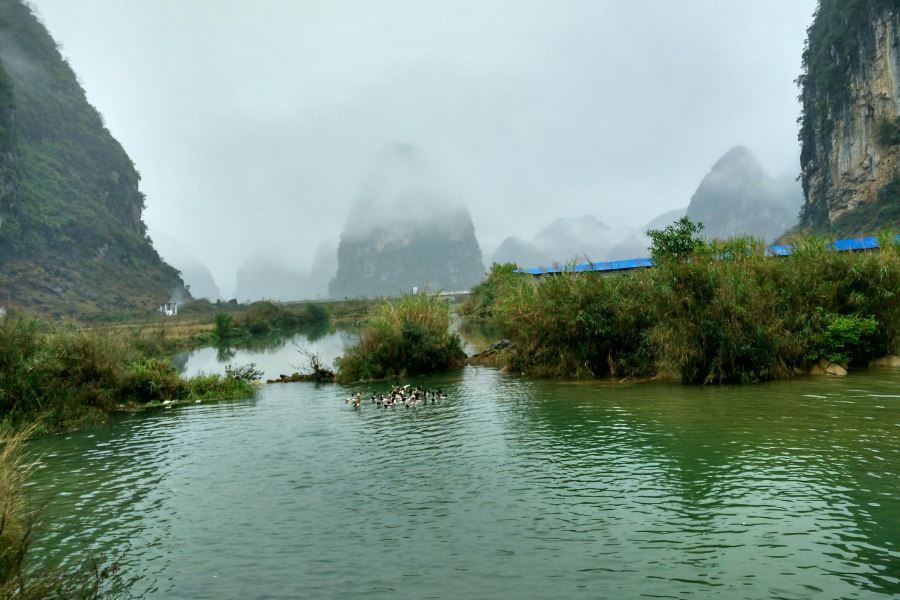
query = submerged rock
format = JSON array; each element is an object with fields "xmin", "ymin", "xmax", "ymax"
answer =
[{"xmin": 870, "ymin": 355, "xmax": 900, "ymax": 367}]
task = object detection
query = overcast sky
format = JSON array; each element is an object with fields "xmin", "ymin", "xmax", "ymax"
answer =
[{"xmin": 31, "ymin": 0, "xmax": 817, "ymax": 296}]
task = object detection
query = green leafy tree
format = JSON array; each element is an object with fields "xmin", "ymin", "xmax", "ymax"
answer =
[
  {"xmin": 646, "ymin": 217, "xmax": 706, "ymax": 262},
  {"xmin": 214, "ymin": 313, "xmax": 235, "ymax": 340}
]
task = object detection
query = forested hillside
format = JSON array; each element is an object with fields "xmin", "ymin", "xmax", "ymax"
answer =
[{"xmin": 0, "ymin": 0, "xmax": 184, "ymax": 316}]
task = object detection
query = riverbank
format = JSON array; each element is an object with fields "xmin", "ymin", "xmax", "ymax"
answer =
[
  {"xmin": 0, "ymin": 311, "xmax": 258, "ymax": 434},
  {"xmin": 463, "ymin": 226, "xmax": 900, "ymax": 383}
]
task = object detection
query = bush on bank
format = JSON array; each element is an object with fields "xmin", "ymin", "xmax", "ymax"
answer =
[
  {"xmin": 336, "ymin": 291, "xmax": 466, "ymax": 382},
  {"xmin": 472, "ymin": 220, "xmax": 900, "ymax": 383},
  {"xmin": 214, "ymin": 301, "xmax": 330, "ymax": 341},
  {"xmin": 0, "ymin": 311, "xmax": 255, "ymax": 433},
  {"xmin": 458, "ymin": 262, "xmax": 519, "ymax": 322}
]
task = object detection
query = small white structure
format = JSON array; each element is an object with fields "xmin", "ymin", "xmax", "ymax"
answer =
[
  {"xmin": 412, "ymin": 286, "xmax": 419, "ymax": 295},
  {"xmin": 158, "ymin": 303, "xmax": 178, "ymax": 317}
]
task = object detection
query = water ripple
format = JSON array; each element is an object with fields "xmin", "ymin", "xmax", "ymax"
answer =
[{"xmin": 23, "ymin": 367, "xmax": 900, "ymax": 598}]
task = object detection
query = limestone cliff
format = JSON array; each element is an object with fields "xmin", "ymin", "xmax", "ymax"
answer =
[
  {"xmin": 687, "ymin": 146, "xmax": 803, "ymax": 242},
  {"xmin": 0, "ymin": 0, "xmax": 185, "ymax": 315},
  {"xmin": 799, "ymin": 0, "xmax": 900, "ymax": 234},
  {"xmin": 330, "ymin": 144, "xmax": 483, "ymax": 298}
]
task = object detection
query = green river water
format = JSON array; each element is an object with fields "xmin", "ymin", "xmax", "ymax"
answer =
[{"xmin": 23, "ymin": 333, "xmax": 900, "ymax": 599}]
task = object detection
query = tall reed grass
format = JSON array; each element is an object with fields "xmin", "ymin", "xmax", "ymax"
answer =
[
  {"xmin": 486, "ymin": 234, "xmax": 900, "ymax": 383},
  {"xmin": 336, "ymin": 291, "xmax": 465, "ymax": 382}
]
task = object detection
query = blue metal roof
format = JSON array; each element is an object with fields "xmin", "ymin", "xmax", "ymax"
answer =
[{"xmin": 515, "ymin": 235, "xmax": 894, "ymax": 276}]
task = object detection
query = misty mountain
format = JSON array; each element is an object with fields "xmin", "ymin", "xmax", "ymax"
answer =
[
  {"xmin": 491, "ymin": 237, "xmax": 550, "ymax": 268},
  {"xmin": 233, "ymin": 241, "xmax": 337, "ymax": 302},
  {"xmin": 492, "ymin": 215, "xmax": 638, "ymax": 268},
  {"xmin": 686, "ymin": 146, "xmax": 803, "ymax": 242},
  {"xmin": 0, "ymin": 0, "xmax": 185, "ymax": 315},
  {"xmin": 533, "ymin": 215, "xmax": 630, "ymax": 263},
  {"xmin": 179, "ymin": 265, "xmax": 220, "ymax": 302},
  {"xmin": 644, "ymin": 208, "xmax": 687, "ymax": 232},
  {"xmin": 152, "ymin": 234, "xmax": 220, "ymax": 300},
  {"xmin": 235, "ymin": 260, "xmax": 308, "ymax": 303},
  {"xmin": 607, "ymin": 235, "xmax": 651, "ymax": 261},
  {"xmin": 330, "ymin": 144, "xmax": 483, "ymax": 298},
  {"xmin": 308, "ymin": 241, "xmax": 337, "ymax": 299}
]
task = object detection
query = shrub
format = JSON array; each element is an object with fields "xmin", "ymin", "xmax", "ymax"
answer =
[
  {"xmin": 225, "ymin": 363, "xmax": 264, "ymax": 382},
  {"xmin": 806, "ymin": 311, "xmax": 882, "ymax": 366},
  {"xmin": 458, "ymin": 262, "xmax": 519, "ymax": 321},
  {"xmin": 0, "ymin": 311, "xmax": 254, "ymax": 432},
  {"xmin": 490, "ymin": 232, "xmax": 900, "ymax": 383},
  {"xmin": 217, "ymin": 302, "xmax": 331, "ymax": 340},
  {"xmin": 336, "ymin": 291, "xmax": 465, "ymax": 382},
  {"xmin": 647, "ymin": 216, "xmax": 706, "ymax": 262},
  {"xmin": 214, "ymin": 313, "xmax": 235, "ymax": 339}
]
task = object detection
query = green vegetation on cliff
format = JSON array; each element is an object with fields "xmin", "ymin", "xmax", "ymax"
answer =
[
  {"xmin": 0, "ymin": 0, "xmax": 184, "ymax": 316},
  {"xmin": 467, "ymin": 220, "xmax": 900, "ymax": 383}
]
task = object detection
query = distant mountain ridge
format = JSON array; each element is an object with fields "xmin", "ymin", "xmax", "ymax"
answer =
[
  {"xmin": 686, "ymin": 146, "xmax": 803, "ymax": 242},
  {"xmin": 0, "ymin": 0, "xmax": 185, "ymax": 315},
  {"xmin": 490, "ymin": 148, "xmax": 801, "ymax": 271}
]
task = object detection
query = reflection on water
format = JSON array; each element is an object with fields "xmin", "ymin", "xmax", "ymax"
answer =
[
  {"xmin": 174, "ymin": 325, "xmax": 360, "ymax": 381},
  {"xmin": 23, "ymin": 367, "xmax": 900, "ymax": 598},
  {"xmin": 456, "ymin": 320, "xmax": 504, "ymax": 356},
  {"xmin": 175, "ymin": 321, "xmax": 503, "ymax": 381}
]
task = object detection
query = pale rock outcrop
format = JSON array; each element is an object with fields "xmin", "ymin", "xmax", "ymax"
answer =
[
  {"xmin": 808, "ymin": 358, "xmax": 847, "ymax": 376},
  {"xmin": 870, "ymin": 355, "xmax": 900, "ymax": 366},
  {"xmin": 801, "ymin": 9, "xmax": 900, "ymax": 225}
]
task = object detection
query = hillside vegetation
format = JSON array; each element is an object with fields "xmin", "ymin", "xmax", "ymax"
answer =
[{"xmin": 0, "ymin": 0, "xmax": 185, "ymax": 316}]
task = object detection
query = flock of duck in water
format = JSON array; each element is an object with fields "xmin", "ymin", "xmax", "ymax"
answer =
[{"xmin": 345, "ymin": 385, "xmax": 448, "ymax": 408}]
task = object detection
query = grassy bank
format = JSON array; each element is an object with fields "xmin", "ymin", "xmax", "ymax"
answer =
[
  {"xmin": 213, "ymin": 301, "xmax": 330, "ymax": 341},
  {"xmin": 0, "ymin": 311, "xmax": 256, "ymax": 434},
  {"xmin": 336, "ymin": 292, "xmax": 465, "ymax": 383},
  {"xmin": 471, "ymin": 221, "xmax": 900, "ymax": 383}
]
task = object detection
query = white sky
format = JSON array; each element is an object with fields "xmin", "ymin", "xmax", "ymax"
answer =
[{"xmin": 30, "ymin": 0, "xmax": 817, "ymax": 296}]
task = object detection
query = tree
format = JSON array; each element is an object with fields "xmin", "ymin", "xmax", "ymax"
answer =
[{"xmin": 646, "ymin": 217, "xmax": 705, "ymax": 262}]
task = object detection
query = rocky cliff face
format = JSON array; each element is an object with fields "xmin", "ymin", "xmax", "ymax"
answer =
[
  {"xmin": 0, "ymin": 0, "xmax": 185, "ymax": 315},
  {"xmin": 330, "ymin": 144, "xmax": 483, "ymax": 298},
  {"xmin": 799, "ymin": 1, "xmax": 900, "ymax": 233}
]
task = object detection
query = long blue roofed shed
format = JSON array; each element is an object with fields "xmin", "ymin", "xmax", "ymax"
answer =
[{"xmin": 515, "ymin": 235, "xmax": 891, "ymax": 281}]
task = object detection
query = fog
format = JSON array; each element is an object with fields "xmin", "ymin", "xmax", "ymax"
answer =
[{"xmin": 31, "ymin": 0, "xmax": 817, "ymax": 297}]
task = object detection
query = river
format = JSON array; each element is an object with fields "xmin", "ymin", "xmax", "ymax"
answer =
[{"xmin": 23, "ymin": 329, "xmax": 900, "ymax": 598}]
